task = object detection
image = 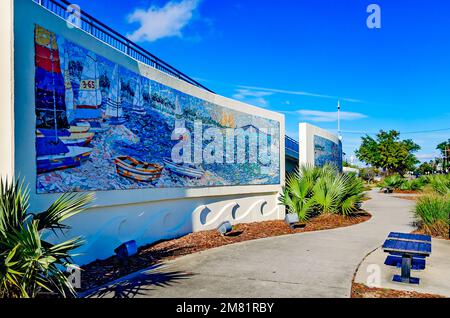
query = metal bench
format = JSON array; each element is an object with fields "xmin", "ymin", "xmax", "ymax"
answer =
[{"xmin": 382, "ymin": 232, "xmax": 432, "ymax": 284}]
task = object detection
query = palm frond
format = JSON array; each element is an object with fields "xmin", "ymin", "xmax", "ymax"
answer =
[
  {"xmin": 34, "ymin": 192, "xmax": 94, "ymax": 233},
  {"xmin": 0, "ymin": 178, "xmax": 94, "ymax": 298}
]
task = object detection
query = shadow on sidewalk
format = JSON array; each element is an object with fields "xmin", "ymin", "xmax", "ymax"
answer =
[{"xmin": 87, "ymin": 264, "xmax": 194, "ymax": 298}]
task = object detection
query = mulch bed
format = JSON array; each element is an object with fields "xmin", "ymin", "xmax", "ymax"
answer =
[
  {"xmin": 351, "ymin": 283, "xmax": 444, "ymax": 298},
  {"xmin": 393, "ymin": 196, "xmax": 418, "ymax": 201},
  {"xmin": 412, "ymin": 229, "xmax": 450, "ymax": 241},
  {"xmin": 392, "ymin": 190, "xmax": 421, "ymax": 194},
  {"xmin": 79, "ymin": 212, "xmax": 371, "ymax": 292}
]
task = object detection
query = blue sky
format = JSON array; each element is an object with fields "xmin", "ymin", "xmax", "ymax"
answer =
[{"xmin": 72, "ymin": 0, "xmax": 450, "ymax": 164}]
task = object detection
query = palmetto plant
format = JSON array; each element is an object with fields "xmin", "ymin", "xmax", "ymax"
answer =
[
  {"xmin": 0, "ymin": 179, "xmax": 94, "ymax": 298},
  {"xmin": 399, "ymin": 179, "xmax": 425, "ymax": 191},
  {"xmin": 279, "ymin": 165, "xmax": 365, "ymax": 219},
  {"xmin": 312, "ymin": 174, "xmax": 343, "ymax": 214},
  {"xmin": 379, "ymin": 174, "xmax": 406, "ymax": 190},
  {"xmin": 313, "ymin": 172, "xmax": 365, "ymax": 216},
  {"xmin": 279, "ymin": 170, "xmax": 316, "ymax": 222},
  {"xmin": 337, "ymin": 173, "xmax": 366, "ymax": 216}
]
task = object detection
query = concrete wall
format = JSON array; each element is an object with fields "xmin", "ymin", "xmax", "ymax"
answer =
[
  {"xmin": 0, "ymin": 0, "xmax": 14, "ymax": 180},
  {"xmin": 12, "ymin": 0, "xmax": 285, "ymax": 265},
  {"xmin": 299, "ymin": 123, "xmax": 342, "ymax": 169}
]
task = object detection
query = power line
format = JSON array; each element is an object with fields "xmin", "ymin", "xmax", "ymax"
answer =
[{"xmin": 341, "ymin": 127, "xmax": 450, "ymax": 136}]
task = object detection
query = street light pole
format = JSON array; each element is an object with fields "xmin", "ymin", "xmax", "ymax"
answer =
[{"xmin": 337, "ymin": 100, "xmax": 342, "ymax": 141}]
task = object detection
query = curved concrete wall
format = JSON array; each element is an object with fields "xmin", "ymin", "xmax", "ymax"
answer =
[
  {"xmin": 12, "ymin": 1, "xmax": 285, "ymax": 265},
  {"xmin": 0, "ymin": 0, "xmax": 14, "ymax": 180}
]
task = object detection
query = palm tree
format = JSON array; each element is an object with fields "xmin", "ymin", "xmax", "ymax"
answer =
[{"xmin": 0, "ymin": 178, "xmax": 94, "ymax": 298}]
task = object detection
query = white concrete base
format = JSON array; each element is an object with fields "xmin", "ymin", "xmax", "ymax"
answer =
[{"xmin": 44, "ymin": 192, "xmax": 283, "ymax": 265}]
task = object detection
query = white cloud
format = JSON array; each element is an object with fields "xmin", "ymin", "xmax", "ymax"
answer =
[
  {"xmin": 127, "ymin": 0, "xmax": 199, "ymax": 42},
  {"xmin": 233, "ymin": 89, "xmax": 273, "ymax": 99},
  {"xmin": 416, "ymin": 153, "xmax": 440, "ymax": 160},
  {"xmin": 298, "ymin": 110, "xmax": 367, "ymax": 122},
  {"xmin": 238, "ymin": 85, "xmax": 364, "ymax": 103},
  {"xmin": 232, "ymin": 89, "xmax": 273, "ymax": 107}
]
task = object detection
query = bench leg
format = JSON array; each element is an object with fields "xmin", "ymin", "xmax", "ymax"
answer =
[
  {"xmin": 393, "ymin": 255, "xmax": 420, "ymax": 284},
  {"xmin": 400, "ymin": 255, "xmax": 411, "ymax": 282}
]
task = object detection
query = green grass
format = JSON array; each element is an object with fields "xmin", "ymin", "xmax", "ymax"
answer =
[
  {"xmin": 428, "ymin": 174, "xmax": 450, "ymax": 196},
  {"xmin": 414, "ymin": 194, "xmax": 450, "ymax": 237}
]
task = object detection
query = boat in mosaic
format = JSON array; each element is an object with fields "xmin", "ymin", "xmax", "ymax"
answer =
[
  {"xmin": 69, "ymin": 126, "xmax": 90, "ymax": 133},
  {"xmin": 163, "ymin": 158, "xmax": 205, "ymax": 179},
  {"xmin": 37, "ymin": 138, "xmax": 92, "ymax": 174},
  {"xmin": 59, "ymin": 132, "xmax": 95, "ymax": 147},
  {"xmin": 115, "ymin": 156, "xmax": 163, "ymax": 182},
  {"xmin": 74, "ymin": 121, "xmax": 109, "ymax": 133},
  {"xmin": 37, "ymin": 128, "xmax": 94, "ymax": 147},
  {"xmin": 34, "ymin": 27, "xmax": 93, "ymax": 174}
]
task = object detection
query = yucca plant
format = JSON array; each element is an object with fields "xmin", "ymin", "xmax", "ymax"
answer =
[
  {"xmin": 414, "ymin": 194, "xmax": 450, "ymax": 237},
  {"xmin": 0, "ymin": 178, "xmax": 94, "ymax": 298}
]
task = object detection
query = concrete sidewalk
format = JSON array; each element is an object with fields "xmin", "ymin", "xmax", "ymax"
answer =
[{"xmin": 87, "ymin": 189, "xmax": 416, "ymax": 298}]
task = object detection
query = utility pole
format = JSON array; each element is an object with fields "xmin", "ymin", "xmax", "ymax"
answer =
[{"xmin": 445, "ymin": 147, "xmax": 449, "ymax": 173}]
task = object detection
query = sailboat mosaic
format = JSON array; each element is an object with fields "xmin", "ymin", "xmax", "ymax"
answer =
[{"xmin": 34, "ymin": 25, "xmax": 281, "ymax": 194}]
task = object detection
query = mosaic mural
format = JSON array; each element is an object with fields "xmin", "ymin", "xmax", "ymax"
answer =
[
  {"xmin": 34, "ymin": 25, "xmax": 280, "ymax": 194},
  {"xmin": 314, "ymin": 135, "xmax": 342, "ymax": 170}
]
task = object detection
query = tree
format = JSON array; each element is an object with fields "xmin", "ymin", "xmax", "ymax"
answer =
[
  {"xmin": 437, "ymin": 139, "xmax": 450, "ymax": 171},
  {"xmin": 417, "ymin": 161, "xmax": 434, "ymax": 175},
  {"xmin": 343, "ymin": 161, "xmax": 359, "ymax": 169},
  {"xmin": 355, "ymin": 130, "xmax": 420, "ymax": 176}
]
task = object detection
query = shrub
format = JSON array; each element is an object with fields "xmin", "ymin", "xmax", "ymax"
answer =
[
  {"xmin": 279, "ymin": 171, "xmax": 315, "ymax": 222},
  {"xmin": 399, "ymin": 178, "xmax": 425, "ymax": 191},
  {"xmin": 279, "ymin": 165, "xmax": 365, "ymax": 219},
  {"xmin": 414, "ymin": 194, "xmax": 450, "ymax": 237},
  {"xmin": 379, "ymin": 174, "xmax": 406, "ymax": 190},
  {"xmin": 312, "ymin": 172, "xmax": 365, "ymax": 216},
  {"xmin": 359, "ymin": 167, "xmax": 379, "ymax": 184},
  {"xmin": 0, "ymin": 179, "xmax": 94, "ymax": 298},
  {"xmin": 428, "ymin": 175, "xmax": 450, "ymax": 196}
]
